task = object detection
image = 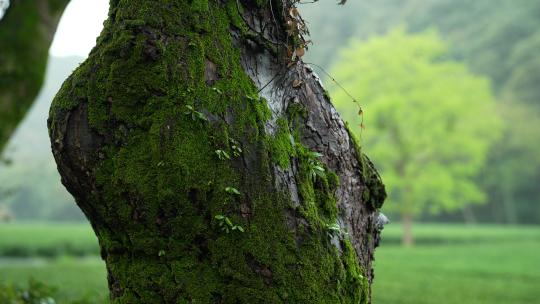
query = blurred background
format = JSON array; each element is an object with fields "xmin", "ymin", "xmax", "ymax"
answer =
[{"xmin": 0, "ymin": 0, "xmax": 539, "ymax": 303}]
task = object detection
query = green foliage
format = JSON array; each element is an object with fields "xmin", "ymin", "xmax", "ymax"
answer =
[
  {"xmin": 302, "ymin": 0, "xmax": 540, "ymax": 223},
  {"xmin": 329, "ymin": 29, "xmax": 502, "ymax": 217},
  {"xmin": 183, "ymin": 105, "xmax": 208, "ymax": 122},
  {"xmin": 325, "ymin": 222, "xmax": 348, "ymax": 239},
  {"xmin": 0, "ymin": 257, "xmax": 107, "ymax": 303},
  {"xmin": 214, "ymin": 149, "xmax": 231, "ymax": 160},
  {"xmin": 0, "ymin": 279, "xmax": 58, "ymax": 304},
  {"xmin": 304, "ymin": 150, "xmax": 326, "ymax": 181},
  {"xmin": 214, "ymin": 214, "xmax": 245, "ymax": 233},
  {"xmin": 476, "ymin": 103, "xmax": 540, "ymax": 223},
  {"xmin": 0, "ymin": 278, "xmax": 100, "ymax": 304},
  {"xmin": 229, "ymin": 138, "xmax": 243, "ymax": 157},
  {"xmin": 224, "ymin": 186, "xmax": 241, "ymax": 195}
]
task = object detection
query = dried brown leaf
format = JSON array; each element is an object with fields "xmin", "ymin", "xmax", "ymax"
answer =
[{"xmin": 292, "ymin": 79, "xmax": 303, "ymax": 88}]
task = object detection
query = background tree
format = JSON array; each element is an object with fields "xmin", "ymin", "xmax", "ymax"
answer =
[
  {"xmin": 302, "ymin": 0, "xmax": 540, "ymax": 224},
  {"xmin": 0, "ymin": 0, "xmax": 69, "ymax": 151},
  {"xmin": 329, "ymin": 29, "xmax": 501, "ymax": 246},
  {"xmin": 479, "ymin": 103, "xmax": 540, "ymax": 223},
  {"xmin": 48, "ymin": 0, "xmax": 386, "ymax": 302}
]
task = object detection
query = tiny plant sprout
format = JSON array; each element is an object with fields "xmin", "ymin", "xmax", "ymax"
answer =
[
  {"xmin": 215, "ymin": 149, "xmax": 231, "ymax": 160},
  {"xmin": 229, "ymin": 138, "xmax": 243, "ymax": 157},
  {"xmin": 325, "ymin": 222, "xmax": 347, "ymax": 238},
  {"xmin": 225, "ymin": 187, "xmax": 241, "ymax": 195},
  {"xmin": 212, "ymin": 87, "xmax": 223, "ymax": 95},
  {"xmin": 306, "ymin": 151, "xmax": 326, "ymax": 180},
  {"xmin": 184, "ymin": 104, "xmax": 208, "ymax": 122},
  {"xmin": 215, "ymin": 215, "xmax": 245, "ymax": 234},
  {"xmin": 245, "ymin": 94, "xmax": 259, "ymax": 102},
  {"xmin": 232, "ymin": 225, "xmax": 245, "ymax": 232}
]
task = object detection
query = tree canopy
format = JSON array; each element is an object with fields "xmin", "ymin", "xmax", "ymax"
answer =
[{"xmin": 329, "ymin": 29, "xmax": 501, "ymax": 218}]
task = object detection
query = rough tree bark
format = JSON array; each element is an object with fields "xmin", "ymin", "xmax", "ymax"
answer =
[
  {"xmin": 0, "ymin": 0, "xmax": 69, "ymax": 151},
  {"xmin": 48, "ymin": 0, "xmax": 386, "ymax": 303}
]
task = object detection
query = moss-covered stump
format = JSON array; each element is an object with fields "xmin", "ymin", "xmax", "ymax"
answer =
[
  {"xmin": 48, "ymin": 0, "xmax": 386, "ymax": 303},
  {"xmin": 0, "ymin": 0, "xmax": 69, "ymax": 151}
]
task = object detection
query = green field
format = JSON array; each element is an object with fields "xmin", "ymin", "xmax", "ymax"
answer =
[
  {"xmin": 0, "ymin": 222, "xmax": 98, "ymax": 257},
  {"xmin": 0, "ymin": 222, "xmax": 538, "ymax": 303},
  {"xmin": 373, "ymin": 224, "xmax": 540, "ymax": 304}
]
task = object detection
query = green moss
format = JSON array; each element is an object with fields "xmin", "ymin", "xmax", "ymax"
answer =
[
  {"xmin": 345, "ymin": 123, "xmax": 387, "ymax": 210},
  {"xmin": 49, "ymin": 0, "xmax": 369, "ymax": 302},
  {"xmin": 269, "ymin": 118, "xmax": 295, "ymax": 168},
  {"xmin": 294, "ymin": 143, "xmax": 339, "ymax": 225}
]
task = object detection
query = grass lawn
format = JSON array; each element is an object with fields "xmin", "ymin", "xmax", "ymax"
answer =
[
  {"xmin": 373, "ymin": 238, "xmax": 540, "ymax": 303},
  {"xmin": 0, "ymin": 222, "xmax": 539, "ymax": 303},
  {"xmin": 0, "ymin": 222, "xmax": 99, "ymax": 257}
]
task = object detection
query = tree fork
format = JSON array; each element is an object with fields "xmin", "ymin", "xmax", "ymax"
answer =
[{"xmin": 48, "ymin": 0, "xmax": 386, "ymax": 302}]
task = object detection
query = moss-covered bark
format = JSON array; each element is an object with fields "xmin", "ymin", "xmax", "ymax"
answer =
[
  {"xmin": 49, "ymin": 0, "xmax": 386, "ymax": 302},
  {"xmin": 0, "ymin": 0, "xmax": 69, "ymax": 151}
]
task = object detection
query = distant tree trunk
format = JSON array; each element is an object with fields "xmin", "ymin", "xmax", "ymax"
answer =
[
  {"xmin": 48, "ymin": 1, "xmax": 386, "ymax": 303},
  {"xmin": 0, "ymin": 0, "xmax": 69, "ymax": 151},
  {"xmin": 501, "ymin": 181, "xmax": 518, "ymax": 224},
  {"xmin": 461, "ymin": 205, "xmax": 477, "ymax": 224},
  {"xmin": 402, "ymin": 212, "xmax": 413, "ymax": 247}
]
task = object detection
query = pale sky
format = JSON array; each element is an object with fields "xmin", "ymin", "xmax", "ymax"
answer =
[{"xmin": 49, "ymin": 0, "xmax": 109, "ymax": 57}]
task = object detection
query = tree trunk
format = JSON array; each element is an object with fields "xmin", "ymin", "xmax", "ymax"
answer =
[
  {"xmin": 0, "ymin": 0, "xmax": 69, "ymax": 151},
  {"xmin": 48, "ymin": 1, "xmax": 386, "ymax": 303},
  {"xmin": 402, "ymin": 212, "xmax": 413, "ymax": 247},
  {"xmin": 501, "ymin": 180, "xmax": 518, "ymax": 224}
]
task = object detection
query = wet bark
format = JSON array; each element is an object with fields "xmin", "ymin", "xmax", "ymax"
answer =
[
  {"xmin": 0, "ymin": 0, "xmax": 69, "ymax": 151},
  {"xmin": 48, "ymin": 0, "xmax": 386, "ymax": 303}
]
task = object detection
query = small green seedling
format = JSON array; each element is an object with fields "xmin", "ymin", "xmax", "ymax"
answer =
[
  {"xmin": 229, "ymin": 138, "xmax": 243, "ymax": 157},
  {"xmin": 225, "ymin": 187, "xmax": 241, "ymax": 195},
  {"xmin": 307, "ymin": 151, "xmax": 326, "ymax": 180},
  {"xmin": 215, "ymin": 149, "xmax": 231, "ymax": 160},
  {"xmin": 184, "ymin": 105, "xmax": 208, "ymax": 122},
  {"xmin": 215, "ymin": 215, "xmax": 245, "ymax": 233},
  {"xmin": 245, "ymin": 94, "xmax": 260, "ymax": 102},
  {"xmin": 326, "ymin": 222, "xmax": 348, "ymax": 238}
]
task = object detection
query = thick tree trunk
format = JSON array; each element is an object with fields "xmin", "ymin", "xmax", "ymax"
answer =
[
  {"xmin": 48, "ymin": 0, "xmax": 386, "ymax": 303},
  {"xmin": 0, "ymin": 0, "xmax": 69, "ymax": 151}
]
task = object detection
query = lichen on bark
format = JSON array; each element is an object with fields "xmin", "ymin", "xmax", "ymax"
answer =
[{"xmin": 48, "ymin": 0, "xmax": 385, "ymax": 303}]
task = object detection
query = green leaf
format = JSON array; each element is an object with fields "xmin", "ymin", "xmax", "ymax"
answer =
[
  {"xmin": 212, "ymin": 87, "xmax": 223, "ymax": 94},
  {"xmin": 215, "ymin": 149, "xmax": 231, "ymax": 160},
  {"xmin": 308, "ymin": 151, "xmax": 323, "ymax": 159},
  {"xmin": 196, "ymin": 111, "xmax": 208, "ymax": 121},
  {"xmin": 225, "ymin": 187, "xmax": 241, "ymax": 195}
]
